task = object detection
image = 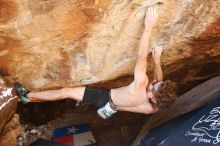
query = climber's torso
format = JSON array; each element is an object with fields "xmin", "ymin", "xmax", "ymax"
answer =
[{"xmin": 111, "ymin": 80, "xmax": 150, "ymax": 107}]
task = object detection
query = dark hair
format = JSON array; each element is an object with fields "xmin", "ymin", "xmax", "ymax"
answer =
[{"xmin": 156, "ymin": 80, "xmax": 177, "ymax": 109}]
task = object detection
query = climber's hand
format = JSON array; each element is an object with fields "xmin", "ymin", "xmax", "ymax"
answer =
[
  {"xmin": 144, "ymin": 6, "xmax": 158, "ymax": 30},
  {"xmin": 152, "ymin": 46, "xmax": 163, "ymax": 64}
]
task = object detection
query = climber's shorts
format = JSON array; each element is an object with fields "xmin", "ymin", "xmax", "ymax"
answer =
[{"xmin": 82, "ymin": 87, "xmax": 110, "ymax": 108}]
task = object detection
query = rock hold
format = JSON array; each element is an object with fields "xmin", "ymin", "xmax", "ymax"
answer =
[{"xmin": 0, "ymin": 0, "xmax": 219, "ymax": 90}]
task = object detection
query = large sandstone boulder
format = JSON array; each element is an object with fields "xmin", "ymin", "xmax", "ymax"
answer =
[
  {"xmin": 0, "ymin": 1, "xmax": 219, "ymax": 144},
  {"xmin": 0, "ymin": 0, "xmax": 219, "ymax": 91}
]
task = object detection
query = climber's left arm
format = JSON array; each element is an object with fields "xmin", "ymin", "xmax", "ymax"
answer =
[
  {"xmin": 152, "ymin": 46, "xmax": 163, "ymax": 82},
  {"xmin": 134, "ymin": 7, "xmax": 158, "ymax": 87}
]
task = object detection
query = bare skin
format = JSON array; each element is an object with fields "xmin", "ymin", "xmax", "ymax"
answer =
[{"xmin": 28, "ymin": 7, "xmax": 163, "ymax": 114}]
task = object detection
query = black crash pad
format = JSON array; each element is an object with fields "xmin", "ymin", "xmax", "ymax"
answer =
[{"xmin": 140, "ymin": 96, "xmax": 220, "ymax": 146}]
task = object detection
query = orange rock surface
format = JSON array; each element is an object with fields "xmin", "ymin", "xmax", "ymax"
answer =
[{"xmin": 0, "ymin": 0, "xmax": 219, "ymax": 90}]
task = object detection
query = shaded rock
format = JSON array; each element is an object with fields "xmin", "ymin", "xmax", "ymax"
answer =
[
  {"xmin": 0, "ymin": 76, "xmax": 20, "ymax": 145},
  {"xmin": 0, "ymin": 0, "xmax": 219, "ymax": 90},
  {"xmin": 17, "ymin": 108, "xmax": 147, "ymax": 146},
  {"xmin": 0, "ymin": 76, "xmax": 19, "ymax": 133},
  {"xmin": 17, "ymin": 99, "xmax": 77, "ymax": 125},
  {"xmin": 0, "ymin": 114, "xmax": 21, "ymax": 146},
  {"xmin": 121, "ymin": 125, "xmax": 142, "ymax": 142}
]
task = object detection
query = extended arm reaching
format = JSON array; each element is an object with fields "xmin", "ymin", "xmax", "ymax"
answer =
[{"xmin": 134, "ymin": 7, "xmax": 158, "ymax": 86}]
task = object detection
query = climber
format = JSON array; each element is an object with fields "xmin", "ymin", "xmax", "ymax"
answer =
[{"xmin": 15, "ymin": 7, "xmax": 177, "ymax": 119}]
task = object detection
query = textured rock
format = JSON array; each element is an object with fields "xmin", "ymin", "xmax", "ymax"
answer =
[
  {"xmin": 0, "ymin": 75, "xmax": 20, "ymax": 145},
  {"xmin": 0, "ymin": 76, "xmax": 19, "ymax": 133},
  {"xmin": 0, "ymin": 76, "xmax": 19, "ymax": 145},
  {"xmin": 0, "ymin": 114, "xmax": 21, "ymax": 146},
  {"xmin": 17, "ymin": 109, "xmax": 146, "ymax": 146},
  {"xmin": 0, "ymin": 0, "xmax": 220, "ymax": 90}
]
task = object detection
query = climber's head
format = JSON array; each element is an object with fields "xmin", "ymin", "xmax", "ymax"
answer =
[{"xmin": 147, "ymin": 80, "xmax": 177, "ymax": 107}]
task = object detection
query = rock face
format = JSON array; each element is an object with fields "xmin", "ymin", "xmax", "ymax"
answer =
[
  {"xmin": 0, "ymin": 76, "xmax": 19, "ymax": 133},
  {"xmin": 0, "ymin": 114, "xmax": 21, "ymax": 146},
  {"xmin": 0, "ymin": 0, "xmax": 220, "ymax": 90},
  {"xmin": 0, "ymin": 76, "xmax": 20, "ymax": 146}
]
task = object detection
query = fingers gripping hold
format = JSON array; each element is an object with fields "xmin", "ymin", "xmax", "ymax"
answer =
[
  {"xmin": 153, "ymin": 46, "xmax": 163, "ymax": 56},
  {"xmin": 145, "ymin": 6, "xmax": 159, "ymax": 28}
]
